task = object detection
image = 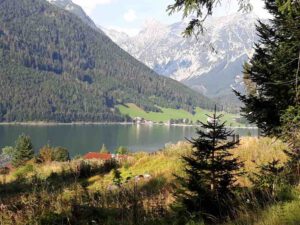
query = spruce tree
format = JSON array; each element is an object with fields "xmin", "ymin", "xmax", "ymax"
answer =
[
  {"xmin": 251, "ymin": 159, "xmax": 285, "ymax": 199},
  {"xmin": 100, "ymin": 144, "xmax": 109, "ymax": 153},
  {"xmin": 12, "ymin": 134, "xmax": 34, "ymax": 167},
  {"xmin": 174, "ymin": 107, "xmax": 244, "ymax": 223},
  {"xmin": 235, "ymin": 0, "xmax": 300, "ymax": 136}
]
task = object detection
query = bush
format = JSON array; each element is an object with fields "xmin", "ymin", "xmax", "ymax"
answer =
[
  {"xmin": 38, "ymin": 145, "xmax": 54, "ymax": 163},
  {"xmin": 13, "ymin": 164, "xmax": 35, "ymax": 179},
  {"xmin": 53, "ymin": 147, "xmax": 70, "ymax": 162},
  {"xmin": 37, "ymin": 212, "xmax": 69, "ymax": 225},
  {"xmin": 102, "ymin": 159, "xmax": 119, "ymax": 173},
  {"xmin": 38, "ymin": 146, "xmax": 70, "ymax": 163},
  {"xmin": 1, "ymin": 146, "xmax": 15, "ymax": 160},
  {"xmin": 77, "ymin": 161, "xmax": 92, "ymax": 178},
  {"xmin": 115, "ymin": 146, "xmax": 129, "ymax": 155}
]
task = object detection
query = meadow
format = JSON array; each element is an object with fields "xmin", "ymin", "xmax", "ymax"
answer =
[
  {"xmin": 118, "ymin": 103, "xmax": 243, "ymax": 126},
  {"xmin": 1, "ymin": 137, "xmax": 299, "ymax": 225}
]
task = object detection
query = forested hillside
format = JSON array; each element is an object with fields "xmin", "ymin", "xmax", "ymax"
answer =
[{"xmin": 0, "ymin": 0, "xmax": 214, "ymax": 122}]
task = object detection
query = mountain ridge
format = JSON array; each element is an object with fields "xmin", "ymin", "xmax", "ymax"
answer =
[
  {"xmin": 0, "ymin": 0, "xmax": 215, "ymax": 122},
  {"xmin": 46, "ymin": 0, "xmax": 101, "ymax": 32},
  {"xmin": 103, "ymin": 13, "xmax": 258, "ymax": 98}
]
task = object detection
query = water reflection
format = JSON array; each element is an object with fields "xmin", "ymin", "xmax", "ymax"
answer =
[{"xmin": 0, "ymin": 125, "xmax": 258, "ymax": 157}]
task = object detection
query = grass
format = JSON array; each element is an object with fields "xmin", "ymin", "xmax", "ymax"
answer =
[
  {"xmin": 232, "ymin": 137, "xmax": 288, "ymax": 186},
  {"xmin": 0, "ymin": 137, "xmax": 296, "ymax": 225},
  {"xmin": 1, "ymin": 137, "xmax": 286, "ymax": 191},
  {"xmin": 87, "ymin": 137, "xmax": 288, "ymax": 191},
  {"xmin": 255, "ymin": 197, "xmax": 300, "ymax": 225},
  {"xmin": 118, "ymin": 103, "xmax": 243, "ymax": 126},
  {"xmin": 226, "ymin": 186, "xmax": 300, "ymax": 225}
]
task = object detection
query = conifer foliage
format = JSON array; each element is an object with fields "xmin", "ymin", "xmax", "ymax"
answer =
[
  {"xmin": 174, "ymin": 107, "xmax": 244, "ymax": 223},
  {"xmin": 12, "ymin": 134, "xmax": 34, "ymax": 167},
  {"xmin": 235, "ymin": 0, "xmax": 300, "ymax": 136}
]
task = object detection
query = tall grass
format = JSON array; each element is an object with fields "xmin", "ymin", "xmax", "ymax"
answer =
[{"xmin": 0, "ymin": 137, "xmax": 296, "ymax": 225}]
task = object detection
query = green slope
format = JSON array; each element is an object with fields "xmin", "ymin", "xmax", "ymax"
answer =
[
  {"xmin": 118, "ymin": 103, "xmax": 242, "ymax": 126},
  {"xmin": 0, "ymin": 0, "xmax": 215, "ymax": 122}
]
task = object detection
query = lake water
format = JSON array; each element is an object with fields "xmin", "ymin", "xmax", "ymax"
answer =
[{"xmin": 0, "ymin": 124, "xmax": 258, "ymax": 157}]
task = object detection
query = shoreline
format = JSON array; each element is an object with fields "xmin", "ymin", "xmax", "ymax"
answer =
[
  {"xmin": 0, "ymin": 121, "xmax": 134, "ymax": 126},
  {"xmin": 0, "ymin": 121, "xmax": 258, "ymax": 129}
]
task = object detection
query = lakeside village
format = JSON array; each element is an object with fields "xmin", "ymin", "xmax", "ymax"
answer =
[
  {"xmin": 133, "ymin": 116, "xmax": 191, "ymax": 126},
  {"xmin": 132, "ymin": 116, "xmax": 245, "ymax": 127}
]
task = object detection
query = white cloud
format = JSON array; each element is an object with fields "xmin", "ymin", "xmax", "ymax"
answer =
[
  {"xmin": 123, "ymin": 9, "xmax": 137, "ymax": 22},
  {"xmin": 72, "ymin": 0, "xmax": 113, "ymax": 14}
]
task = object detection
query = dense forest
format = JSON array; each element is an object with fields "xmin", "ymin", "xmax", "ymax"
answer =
[{"xmin": 0, "ymin": 0, "xmax": 215, "ymax": 122}]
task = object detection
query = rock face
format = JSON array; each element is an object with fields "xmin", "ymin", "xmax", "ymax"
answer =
[{"xmin": 103, "ymin": 13, "xmax": 258, "ymax": 98}]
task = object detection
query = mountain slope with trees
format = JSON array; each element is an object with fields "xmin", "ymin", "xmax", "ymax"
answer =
[{"xmin": 0, "ymin": 0, "xmax": 214, "ymax": 122}]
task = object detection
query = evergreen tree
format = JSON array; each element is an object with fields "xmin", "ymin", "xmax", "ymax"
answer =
[
  {"xmin": 113, "ymin": 169, "xmax": 122, "ymax": 187},
  {"xmin": 174, "ymin": 107, "xmax": 244, "ymax": 223},
  {"xmin": 115, "ymin": 146, "xmax": 129, "ymax": 155},
  {"xmin": 251, "ymin": 159, "xmax": 285, "ymax": 199},
  {"xmin": 12, "ymin": 134, "xmax": 34, "ymax": 167},
  {"xmin": 100, "ymin": 144, "xmax": 109, "ymax": 153},
  {"xmin": 235, "ymin": 0, "xmax": 300, "ymax": 136},
  {"xmin": 284, "ymin": 148, "xmax": 300, "ymax": 185},
  {"xmin": 167, "ymin": 0, "xmax": 252, "ymax": 36},
  {"xmin": 167, "ymin": 0, "xmax": 297, "ymax": 37}
]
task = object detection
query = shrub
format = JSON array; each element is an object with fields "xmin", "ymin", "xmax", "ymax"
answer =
[
  {"xmin": 37, "ymin": 212, "xmax": 69, "ymax": 225},
  {"xmin": 77, "ymin": 161, "xmax": 92, "ymax": 178},
  {"xmin": 1, "ymin": 146, "xmax": 15, "ymax": 160},
  {"xmin": 53, "ymin": 147, "xmax": 70, "ymax": 162},
  {"xmin": 251, "ymin": 159, "xmax": 286, "ymax": 201},
  {"xmin": 115, "ymin": 146, "xmax": 129, "ymax": 155},
  {"xmin": 38, "ymin": 145, "xmax": 54, "ymax": 163},
  {"xmin": 13, "ymin": 164, "xmax": 35, "ymax": 179},
  {"xmin": 102, "ymin": 159, "xmax": 119, "ymax": 173}
]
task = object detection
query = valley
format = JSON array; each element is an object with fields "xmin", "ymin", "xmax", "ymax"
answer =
[{"xmin": 0, "ymin": 0, "xmax": 299, "ymax": 224}]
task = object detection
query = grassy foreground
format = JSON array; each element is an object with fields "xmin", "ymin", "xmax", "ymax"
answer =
[
  {"xmin": 118, "ymin": 103, "xmax": 242, "ymax": 126},
  {"xmin": 1, "ymin": 137, "xmax": 299, "ymax": 225}
]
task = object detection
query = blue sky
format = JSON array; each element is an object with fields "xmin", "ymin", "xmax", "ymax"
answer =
[{"xmin": 72, "ymin": 0, "xmax": 268, "ymax": 36}]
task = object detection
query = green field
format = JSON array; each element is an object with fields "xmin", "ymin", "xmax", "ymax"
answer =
[{"xmin": 118, "ymin": 103, "xmax": 242, "ymax": 126}]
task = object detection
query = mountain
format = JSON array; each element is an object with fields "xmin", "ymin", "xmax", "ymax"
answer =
[
  {"xmin": 0, "ymin": 0, "xmax": 215, "ymax": 123},
  {"xmin": 46, "ymin": 0, "xmax": 100, "ymax": 32},
  {"xmin": 104, "ymin": 14, "xmax": 257, "ymax": 99}
]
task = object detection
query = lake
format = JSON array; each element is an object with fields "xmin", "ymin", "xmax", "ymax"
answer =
[{"xmin": 0, "ymin": 124, "xmax": 258, "ymax": 157}]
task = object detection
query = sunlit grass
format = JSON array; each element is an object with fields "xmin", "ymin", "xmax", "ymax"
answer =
[
  {"xmin": 0, "ymin": 137, "xmax": 295, "ymax": 225},
  {"xmin": 118, "ymin": 103, "xmax": 242, "ymax": 126}
]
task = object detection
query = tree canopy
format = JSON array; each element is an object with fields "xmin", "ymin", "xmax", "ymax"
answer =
[
  {"xmin": 12, "ymin": 134, "xmax": 34, "ymax": 167},
  {"xmin": 174, "ymin": 107, "xmax": 243, "ymax": 222},
  {"xmin": 167, "ymin": 0, "xmax": 297, "ymax": 36},
  {"xmin": 0, "ymin": 0, "xmax": 215, "ymax": 123},
  {"xmin": 235, "ymin": 0, "xmax": 300, "ymax": 136}
]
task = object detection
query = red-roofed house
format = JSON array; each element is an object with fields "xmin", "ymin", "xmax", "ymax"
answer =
[
  {"xmin": 84, "ymin": 153, "xmax": 112, "ymax": 161},
  {"xmin": 83, "ymin": 152, "xmax": 130, "ymax": 161}
]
